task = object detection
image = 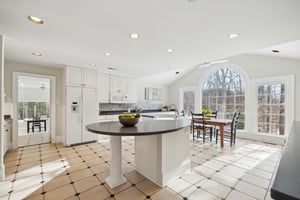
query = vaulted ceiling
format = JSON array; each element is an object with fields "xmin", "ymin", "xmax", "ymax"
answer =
[{"xmin": 1, "ymin": 0, "xmax": 300, "ymax": 85}]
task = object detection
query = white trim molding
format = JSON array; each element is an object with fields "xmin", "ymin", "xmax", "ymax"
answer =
[
  {"xmin": 12, "ymin": 72, "xmax": 56, "ymax": 149},
  {"xmin": 0, "ymin": 35, "xmax": 5, "ymax": 180},
  {"xmin": 251, "ymin": 74, "xmax": 294, "ymax": 141}
]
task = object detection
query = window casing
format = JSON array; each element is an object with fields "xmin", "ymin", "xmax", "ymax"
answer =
[
  {"xmin": 202, "ymin": 67, "xmax": 245, "ymax": 129},
  {"xmin": 257, "ymin": 83, "xmax": 285, "ymax": 135}
]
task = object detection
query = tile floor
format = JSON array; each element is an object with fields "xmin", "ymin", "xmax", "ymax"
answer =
[
  {"xmin": 18, "ymin": 133, "xmax": 50, "ymax": 147},
  {"xmin": 1, "ymin": 136, "xmax": 282, "ymax": 200}
]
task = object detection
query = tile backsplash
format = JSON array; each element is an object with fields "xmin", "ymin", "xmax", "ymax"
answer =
[{"xmin": 99, "ymin": 101, "xmax": 163, "ymax": 111}]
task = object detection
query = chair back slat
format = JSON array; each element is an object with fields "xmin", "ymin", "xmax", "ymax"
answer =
[{"xmin": 207, "ymin": 110, "xmax": 218, "ymax": 119}]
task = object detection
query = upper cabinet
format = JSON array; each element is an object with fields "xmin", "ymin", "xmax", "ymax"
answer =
[
  {"xmin": 66, "ymin": 66, "xmax": 97, "ymax": 88},
  {"xmin": 126, "ymin": 78, "xmax": 137, "ymax": 103},
  {"xmin": 98, "ymin": 74, "xmax": 137, "ymax": 103},
  {"xmin": 98, "ymin": 73, "xmax": 110, "ymax": 103},
  {"xmin": 110, "ymin": 75, "xmax": 137, "ymax": 103}
]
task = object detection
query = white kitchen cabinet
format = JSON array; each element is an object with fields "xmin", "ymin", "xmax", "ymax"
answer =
[
  {"xmin": 66, "ymin": 66, "xmax": 97, "ymax": 88},
  {"xmin": 110, "ymin": 75, "xmax": 137, "ymax": 103},
  {"xmin": 126, "ymin": 78, "xmax": 137, "ymax": 103},
  {"xmin": 98, "ymin": 73, "xmax": 110, "ymax": 103}
]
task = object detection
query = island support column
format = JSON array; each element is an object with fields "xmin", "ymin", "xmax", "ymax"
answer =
[{"xmin": 105, "ymin": 136, "xmax": 126, "ymax": 188}]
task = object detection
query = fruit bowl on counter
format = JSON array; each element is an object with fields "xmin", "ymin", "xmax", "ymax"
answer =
[{"xmin": 118, "ymin": 113, "xmax": 140, "ymax": 127}]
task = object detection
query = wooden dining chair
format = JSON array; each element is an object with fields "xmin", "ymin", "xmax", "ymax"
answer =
[
  {"xmin": 190, "ymin": 111, "xmax": 213, "ymax": 143},
  {"xmin": 216, "ymin": 111, "xmax": 240, "ymax": 146},
  {"xmin": 206, "ymin": 110, "xmax": 218, "ymax": 136}
]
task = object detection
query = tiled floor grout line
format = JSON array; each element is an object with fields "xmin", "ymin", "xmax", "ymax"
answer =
[
  {"xmin": 3, "ymin": 137, "xmax": 283, "ymax": 200},
  {"xmin": 185, "ymin": 140, "xmax": 280, "ymax": 200}
]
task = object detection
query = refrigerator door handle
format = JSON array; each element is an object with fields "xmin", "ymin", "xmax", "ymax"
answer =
[{"xmin": 80, "ymin": 93, "xmax": 83, "ymax": 124}]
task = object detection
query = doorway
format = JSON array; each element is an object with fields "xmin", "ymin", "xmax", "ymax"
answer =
[
  {"xmin": 179, "ymin": 87, "xmax": 199, "ymax": 116},
  {"xmin": 12, "ymin": 72, "xmax": 56, "ymax": 148}
]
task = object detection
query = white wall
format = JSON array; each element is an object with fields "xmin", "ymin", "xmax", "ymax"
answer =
[
  {"xmin": 169, "ymin": 54, "xmax": 300, "ymax": 119},
  {"xmin": 4, "ymin": 62, "xmax": 64, "ymax": 138},
  {"xmin": 137, "ymin": 77, "xmax": 168, "ymax": 106},
  {"xmin": 0, "ymin": 35, "xmax": 5, "ymax": 179},
  {"xmin": 168, "ymin": 54, "xmax": 300, "ymax": 142}
]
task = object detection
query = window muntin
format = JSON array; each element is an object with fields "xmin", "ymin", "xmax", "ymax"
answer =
[
  {"xmin": 202, "ymin": 67, "xmax": 245, "ymax": 129},
  {"xmin": 257, "ymin": 83, "xmax": 285, "ymax": 135}
]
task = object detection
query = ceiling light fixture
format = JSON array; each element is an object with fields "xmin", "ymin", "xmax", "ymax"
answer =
[
  {"xmin": 28, "ymin": 16, "xmax": 44, "ymax": 24},
  {"xmin": 176, "ymin": 71, "xmax": 180, "ymax": 74},
  {"xmin": 108, "ymin": 67, "xmax": 117, "ymax": 71},
  {"xmin": 89, "ymin": 63, "xmax": 96, "ymax": 67},
  {"xmin": 272, "ymin": 49, "xmax": 280, "ymax": 53},
  {"xmin": 129, "ymin": 33, "xmax": 139, "ymax": 40},
  {"xmin": 167, "ymin": 49, "xmax": 174, "ymax": 53},
  {"xmin": 104, "ymin": 52, "xmax": 112, "ymax": 56},
  {"xmin": 228, "ymin": 33, "xmax": 239, "ymax": 39},
  {"xmin": 198, "ymin": 59, "xmax": 228, "ymax": 69},
  {"xmin": 32, "ymin": 52, "xmax": 42, "ymax": 56}
]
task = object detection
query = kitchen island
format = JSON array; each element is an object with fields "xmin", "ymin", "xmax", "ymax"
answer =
[{"xmin": 86, "ymin": 118, "xmax": 191, "ymax": 188}]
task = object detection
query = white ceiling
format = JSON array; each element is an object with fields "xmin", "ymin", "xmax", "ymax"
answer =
[
  {"xmin": 252, "ymin": 40, "xmax": 300, "ymax": 60},
  {"xmin": 1, "ymin": 0, "xmax": 300, "ymax": 85}
]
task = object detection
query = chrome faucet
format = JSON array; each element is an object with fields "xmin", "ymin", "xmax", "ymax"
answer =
[{"xmin": 169, "ymin": 104, "xmax": 179, "ymax": 118}]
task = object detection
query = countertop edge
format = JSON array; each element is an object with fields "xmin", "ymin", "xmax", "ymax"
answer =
[{"xmin": 86, "ymin": 119, "xmax": 189, "ymax": 136}]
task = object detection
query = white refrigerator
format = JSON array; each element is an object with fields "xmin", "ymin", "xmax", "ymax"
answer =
[{"xmin": 65, "ymin": 86, "xmax": 98, "ymax": 146}]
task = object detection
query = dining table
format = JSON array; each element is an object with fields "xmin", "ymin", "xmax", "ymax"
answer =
[{"xmin": 192, "ymin": 118, "xmax": 232, "ymax": 148}]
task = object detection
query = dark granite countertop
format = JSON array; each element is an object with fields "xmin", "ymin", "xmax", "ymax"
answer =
[
  {"xmin": 86, "ymin": 118, "xmax": 189, "ymax": 136},
  {"xmin": 271, "ymin": 121, "xmax": 300, "ymax": 200}
]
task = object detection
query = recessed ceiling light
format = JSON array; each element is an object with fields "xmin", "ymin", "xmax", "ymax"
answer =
[
  {"xmin": 28, "ymin": 16, "xmax": 44, "ymax": 24},
  {"xmin": 104, "ymin": 52, "xmax": 112, "ymax": 56},
  {"xmin": 167, "ymin": 49, "xmax": 174, "ymax": 53},
  {"xmin": 32, "ymin": 52, "xmax": 42, "ymax": 56},
  {"xmin": 108, "ymin": 67, "xmax": 117, "ymax": 71},
  {"xmin": 228, "ymin": 33, "xmax": 239, "ymax": 39},
  {"xmin": 89, "ymin": 63, "xmax": 96, "ymax": 67},
  {"xmin": 176, "ymin": 71, "xmax": 180, "ymax": 74},
  {"xmin": 129, "ymin": 33, "xmax": 139, "ymax": 40},
  {"xmin": 272, "ymin": 49, "xmax": 280, "ymax": 53}
]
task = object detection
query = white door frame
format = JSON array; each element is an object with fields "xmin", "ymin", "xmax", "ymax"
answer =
[
  {"xmin": 179, "ymin": 86, "xmax": 199, "ymax": 114},
  {"xmin": 12, "ymin": 72, "xmax": 56, "ymax": 149}
]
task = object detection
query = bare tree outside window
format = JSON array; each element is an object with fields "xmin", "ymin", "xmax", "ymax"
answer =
[
  {"xmin": 202, "ymin": 67, "xmax": 245, "ymax": 129},
  {"xmin": 257, "ymin": 83, "xmax": 285, "ymax": 135}
]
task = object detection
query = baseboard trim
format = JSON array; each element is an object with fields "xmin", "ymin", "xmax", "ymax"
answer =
[
  {"xmin": 237, "ymin": 131, "xmax": 285, "ymax": 145},
  {"xmin": 52, "ymin": 136, "xmax": 63, "ymax": 144},
  {"xmin": 0, "ymin": 165, "xmax": 5, "ymax": 181}
]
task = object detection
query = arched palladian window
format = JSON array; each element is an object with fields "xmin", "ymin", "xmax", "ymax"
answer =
[{"xmin": 202, "ymin": 67, "xmax": 245, "ymax": 129}]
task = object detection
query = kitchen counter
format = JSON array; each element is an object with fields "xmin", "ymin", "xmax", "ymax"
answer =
[
  {"xmin": 99, "ymin": 109, "xmax": 169, "ymax": 115},
  {"xmin": 86, "ymin": 118, "xmax": 191, "ymax": 188},
  {"xmin": 88, "ymin": 117, "xmax": 188, "ymax": 136},
  {"xmin": 141, "ymin": 112, "xmax": 178, "ymax": 119},
  {"xmin": 271, "ymin": 121, "xmax": 300, "ymax": 200}
]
